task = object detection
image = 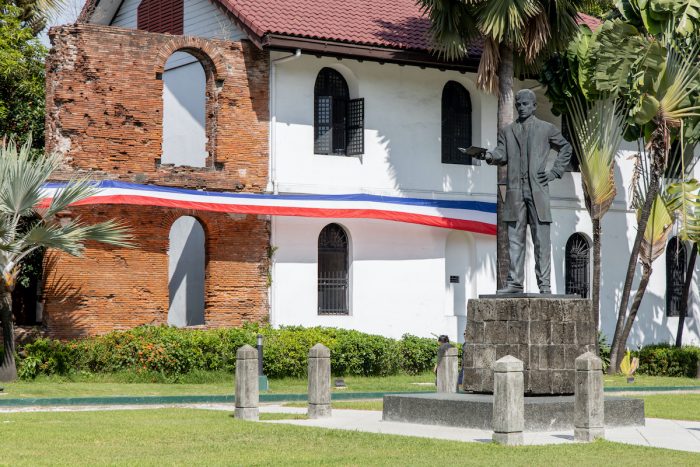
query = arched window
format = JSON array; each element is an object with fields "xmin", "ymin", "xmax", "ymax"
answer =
[
  {"xmin": 137, "ymin": 0, "xmax": 183, "ymax": 34},
  {"xmin": 162, "ymin": 51, "xmax": 207, "ymax": 167},
  {"xmin": 565, "ymin": 233, "xmax": 590, "ymax": 298},
  {"xmin": 318, "ymin": 223, "xmax": 349, "ymax": 315},
  {"xmin": 441, "ymin": 81, "xmax": 473, "ymax": 165},
  {"xmin": 314, "ymin": 68, "xmax": 364, "ymax": 156},
  {"xmin": 666, "ymin": 237, "xmax": 686, "ymax": 317},
  {"xmin": 168, "ymin": 216, "xmax": 205, "ymax": 327}
]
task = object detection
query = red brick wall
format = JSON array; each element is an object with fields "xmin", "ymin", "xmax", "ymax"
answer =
[{"xmin": 43, "ymin": 24, "xmax": 270, "ymax": 338}]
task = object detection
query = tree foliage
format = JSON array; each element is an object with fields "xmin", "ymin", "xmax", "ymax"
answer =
[{"xmin": 0, "ymin": 2, "xmax": 47, "ymax": 150}]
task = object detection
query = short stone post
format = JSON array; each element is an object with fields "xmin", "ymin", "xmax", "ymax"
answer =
[
  {"xmin": 436, "ymin": 347, "xmax": 458, "ymax": 393},
  {"xmin": 234, "ymin": 344, "xmax": 259, "ymax": 420},
  {"xmin": 308, "ymin": 343, "xmax": 332, "ymax": 418},
  {"xmin": 574, "ymin": 352, "xmax": 605, "ymax": 441},
  {"xmin": 492, "ymin": 355, "xmax": 524, "ymax": 446}
]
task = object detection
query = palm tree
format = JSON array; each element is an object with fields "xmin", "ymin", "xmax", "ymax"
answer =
[
  {"xmin": 418, "ymin": 0, "xmax": 586, "ymax": 287},
  {"xmin": 567, "ymin": 97, "xmax": 625, "ymax": 331},
  {"xmin": 589, "ymin": 27, "xmax": 700, "ymax": 371},
  {"xmin": 665, "ymin": 178, "xmax": 700, "ymax": 346},
  {"xmin": 0, "ymin": 139, "xmax": 132, "ymax": 381}
]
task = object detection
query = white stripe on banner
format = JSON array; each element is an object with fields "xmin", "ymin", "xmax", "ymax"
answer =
[{"xmin": 41, "ymin": 181, "xmax": 497, "ymax": 235}]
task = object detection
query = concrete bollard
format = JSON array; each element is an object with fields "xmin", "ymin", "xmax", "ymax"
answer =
[
  {"xmin": 234, "ymin": 344, "xmax": 259, "ymax": 420},
  {"xmin": 308, "ymin": 343, "xmax": 332, "ymax": 418},
  {"xmin": 574, "ymin": 351, "xmax": 605, "ymax": 441},
  {"xmin": 492, "ymin": 355, "xmax": 524, "ymax": 446},
  {"xmin": 437, "ymin": 347, "xmax": 458, "ymax": 393}
]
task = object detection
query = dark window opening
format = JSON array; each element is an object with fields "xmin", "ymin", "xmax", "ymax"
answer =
[
  {"xmin": 561, "ymin": 113, "xmax": 581, "ymax": 172},
  {"xmin": 318, "ymin": 223, "xmax": 349, "ymax": 315},
  {"xmin": 565, "ymin": 233, "xmax": 590, "ymax": 298},
  {"xmin": 314, "ymin": 68, "xmax": 364, "ymax": 156},
  {"xmin": 666, "ymin": 237, "xmax": 686, "ymax": 317},
  {"xmin": 441, "ymin": 81, "xmax": 473, "ymax": 165},
  {"xmin": 137, "ymin": 0, "xmax": 184, "ymax": 35}
]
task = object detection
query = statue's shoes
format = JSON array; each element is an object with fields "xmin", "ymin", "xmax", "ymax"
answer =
[
  {"xmin": 540, "ymin": 288, "xmax": 551, "ymax": 294},
  {"xmin": 496, "ymin": 285, "xmax": 523, "ymax": 294}
]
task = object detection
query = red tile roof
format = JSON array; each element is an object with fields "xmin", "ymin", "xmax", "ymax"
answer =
[
  {"xmin": 81, "ymin": 0, "xmax": 602, "ymax": 56},
  {"xmin": 221, "ymin": 0, "xmax": 600, "ymax": 53},
  {"xmin": 220, "ymin": 0, "xmax": 438, "ymax": 52}
]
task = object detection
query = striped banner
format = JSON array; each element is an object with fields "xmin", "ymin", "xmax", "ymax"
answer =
[{"xmin": 42, "ymin": 181, "xmax": 496, "ymax": 235}]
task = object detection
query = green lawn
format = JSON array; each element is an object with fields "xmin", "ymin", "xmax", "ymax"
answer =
[
  {"xmin": 633, "ymin": 393, "xmax": 700, "ymax": 421},
  {"xmin": 0, "ymin": 409, "xmax": 697, "ymax": 466},
  {"xmin": 604, "ymin": 374, "xmax": 700, "ymax": 388},
  {"xmin": 0, "ymin": 372, "xmax": 436, "ymax": 399},
  {"xmin": 1, "ymin": 372, "xmax": 698, "ymax": 400}
]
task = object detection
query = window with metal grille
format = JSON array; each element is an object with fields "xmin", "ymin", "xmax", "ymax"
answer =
[
  {"xmin": 314, "ymin": 68, "xmax": 364, "ymax": 156},
  {"xmin": 666, "ymin": 237, "xmax": 686, "ymax": 317},
  {"xmin": 137, "ymin": 0, "xmax": 184, "ymax": 35},
  {"xmin": 441, "ymin": 81, "xmax": 473, "ymax": 165},
  {"xmin": 565, "ymin": 233, "xmax": 590, "ymax": 298},
  {"xmin": 561, "ymin": 113, "xmax": 581, "ymax": 172},
  {"xmin": 318, "ymin": 223, "xmax": 349, "ymax": 315}
]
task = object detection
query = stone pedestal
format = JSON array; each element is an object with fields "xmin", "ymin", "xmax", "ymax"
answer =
[
  {"xmin": 574, "ymin": 352, "xmax": 605, "ymax": 441},
  {"xmin": 462, "ymin": 298, "xmax": 596, "ymax": 395},
  {"xmin": 308, "ymin": 343, "xmax": 332, "ymax": 418},
  {"xmin": 492, "ymin": 356, "xmax": 524, "ymax": 446},
  {"xmin": 436, "ymin": 347, "xmax": 458, "ymax": 393},
  {"xmin": 234, "ymin": 344, "xmax": 259, "ymax": 420}
]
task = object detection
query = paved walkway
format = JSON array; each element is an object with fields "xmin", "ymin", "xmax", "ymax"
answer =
[
  {"xmin": 2, "ymin": 402, "xmax": 700, "ymax": 453},
  {"xmin": 259, "ymin": 405, "xmax": 700, "ymax": 453}
]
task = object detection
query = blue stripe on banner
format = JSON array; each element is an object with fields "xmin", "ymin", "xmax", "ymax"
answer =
[{"xmin": 44, "ymin": 180, "xmax": 496, "ymax": 213}]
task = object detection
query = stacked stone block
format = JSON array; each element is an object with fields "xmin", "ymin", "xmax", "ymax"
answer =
[{"xmin": 462, "ymin": 298, "xmax": 596, "ymax": 395}]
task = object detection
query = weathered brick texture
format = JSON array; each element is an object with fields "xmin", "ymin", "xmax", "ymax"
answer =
[{"xmin": 43, "ymin": 24, "xmax": 270, "ymax": 338}]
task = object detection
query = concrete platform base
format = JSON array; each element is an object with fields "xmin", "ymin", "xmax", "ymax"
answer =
[{"xmin": 382, "ymin": 393, "xmax": 644, "ymax": 432}]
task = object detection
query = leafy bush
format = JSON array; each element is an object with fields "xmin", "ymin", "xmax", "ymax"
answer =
[
  {"xmin": 598, "ymin": 332, "xmax": 611, "ymax": 372},
  {"xmin": 633, "ymin": 344, "xmax": 700, "ymax": 378},
  {"xmin": 16, "ymin": 325, "xmax": 438, "ymax": 381}
]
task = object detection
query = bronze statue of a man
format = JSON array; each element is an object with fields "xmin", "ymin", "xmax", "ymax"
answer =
[{"xmin": 474, "ymin": 89, "xmax": 572, "ymax": 294}]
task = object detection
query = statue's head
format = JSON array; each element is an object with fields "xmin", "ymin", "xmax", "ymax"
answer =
[{"xmin": 515, "ymin": 89, "xmax": 537, "ymax": 121}]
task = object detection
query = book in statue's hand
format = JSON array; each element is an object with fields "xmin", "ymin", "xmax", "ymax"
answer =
[{"xmin": 458, "ymin": 146, "xmax": 488, "ymax": 157}]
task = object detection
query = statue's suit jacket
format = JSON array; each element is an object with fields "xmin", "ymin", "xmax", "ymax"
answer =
[{"xmin": 489, "ymin": 117, "xmax": 572, "ymax": 223}]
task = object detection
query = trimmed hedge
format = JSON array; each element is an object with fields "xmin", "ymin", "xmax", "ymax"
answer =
[
  {"xmin": 633, "ymin": 344, "xmax": 700, "ymax": 378},
  {"xmin": 16, "ymin": 325, "xmax": 439, "ymax": 381}
]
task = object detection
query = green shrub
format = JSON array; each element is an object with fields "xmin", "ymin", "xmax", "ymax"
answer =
[
  {"xmin": 397, "ymin": 334, "xmax": 438, "ymax": 375},
  {"xmin": 634, "ymin": 344, "xmax": 700, "ymax": 378},
  {"xmin": 15, "ymin": 325, "xmax": 437, "ymax": 381}
]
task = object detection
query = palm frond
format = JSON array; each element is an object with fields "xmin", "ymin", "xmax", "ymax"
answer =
[
  {"xmin": 665, "ymin": 179, "xmax": 700, "ymax": 243},
  {"xmin": 567, "ymin": 97, "xmax": 625, "ymax": 219},
  {"xmin": 15, "ymin": 216, "xmax": 134, "ymax": 259},
  {"xmin": 639, "ymin": 194, "xmax": 673, "ymax": 266},
  {"xmin": 0, "ymin": 140, "xmax": 61, "ymax": 218},
  {"xmin": 41, "ymin": 178, "xmax": 101, "ymax": 219}
]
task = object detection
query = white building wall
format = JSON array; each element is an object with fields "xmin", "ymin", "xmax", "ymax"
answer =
[
  {"xmin": 271, "ymin": 52, "xmax": 700, "ymax": 346},
  {"xmin": 110, "ymin": 0, "xmax": 246, "ymax": 40}
]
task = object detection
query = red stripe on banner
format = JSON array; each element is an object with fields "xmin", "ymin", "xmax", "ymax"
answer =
[{"xmin": 43, "ymin": 195, "xmax": 497, "ymax": 236}]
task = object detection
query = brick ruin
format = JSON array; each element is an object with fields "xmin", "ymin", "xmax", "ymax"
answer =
[{"xmin": 42, "ymin": 24, "xmax": 271, "ymax": 339}]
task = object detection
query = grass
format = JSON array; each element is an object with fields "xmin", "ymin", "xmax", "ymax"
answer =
[
  {"xmin": 632, "ymin": 394, "xmax": 700, "ymax": 421},
  {"xmin": 0, "ymin": 372, "xmax": 436, "ymax": 399},
  {"xmin": 1, "ymin": 409, "xmax": 698, "ymax": 466},
  {"xmin": 1, "ymin": 371, "xmax": 698, "ymax": 400},
  {"xmin": 259, "ymin": 413, "xmax": 309, "ymax": 421},
  {"xmin": 284, "ymin": 400, "xmax": 384, "ymax": 411},
  {"xmin": 604, "ymin": 374, "xmax": 700, "ymax": 388}
]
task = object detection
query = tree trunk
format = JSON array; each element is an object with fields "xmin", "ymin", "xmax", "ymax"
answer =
[
  {"xmin": 496, "ymin": 44, "xmax": 514, "ymax": 288},
  {"xmin": 676, "ymin": 243, "xmax": 697, "ymax": 347},
  {"xmin": 592, "ymin": 218, "xmax": 601, "ymax": 355},
  {"xmin": 615, "ymin": 264, "xmax": 651, "ymax": 366},
  {"xmin": 609, "ymin": 131, "xmax": 664, "ymax": 373},
  {"xmin": 0, "ymin": 283, "xmax": 17, "ymax": 382}
]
